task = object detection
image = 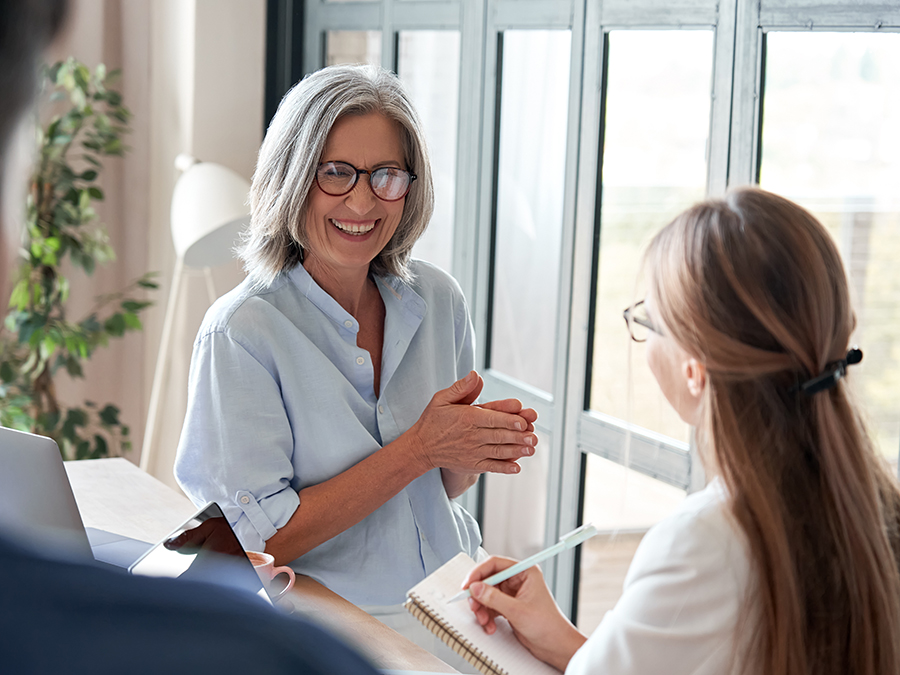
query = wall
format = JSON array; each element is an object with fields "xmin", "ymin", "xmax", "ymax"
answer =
[
  {"xmin": 46, "ymin": 0, "xmax": 153, "ymax": 475},
  {"xmin": 49, "ymin": 0, "xmax": 266, "ymax": 491},
  {"xmin": 143, "ymin": 0, "xmax": 265, "ymax": 491}
]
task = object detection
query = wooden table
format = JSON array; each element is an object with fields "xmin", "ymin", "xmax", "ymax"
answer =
[{"xmin": 65, "ymin": 457, "xmax": 458, "ymax": 673}]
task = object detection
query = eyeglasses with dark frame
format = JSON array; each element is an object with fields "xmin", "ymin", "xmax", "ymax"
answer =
[
  {"xmin": 315, "ymin": 161, "xmax": 417, "ymax": 202},
  {"xmin": 623, "ymin": 299, "xmax": 663, "ymax": 343}
]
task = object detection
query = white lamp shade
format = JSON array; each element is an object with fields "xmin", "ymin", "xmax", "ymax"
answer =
[{"xmin": 170, "ymin": 162, "xmax": 252, "ymax": 268}]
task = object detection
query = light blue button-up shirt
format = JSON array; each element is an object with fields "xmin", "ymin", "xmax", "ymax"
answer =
[{"xmin": 174, "ymin": 260, "xmax": 481, "ymax": 606}]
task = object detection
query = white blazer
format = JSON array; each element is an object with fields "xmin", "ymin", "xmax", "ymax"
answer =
[{"xmin": 567, "ymin": 479, "xmax": 751, "ymax": 675}]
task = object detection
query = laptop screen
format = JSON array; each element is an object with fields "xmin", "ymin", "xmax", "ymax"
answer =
[
  {"xmin": 129, "ymin": 502, "xmax": 271, "ymax": 604},
  {"xmin": 0, "ymin": 426, "xmax": 93, "ymax": 561}
]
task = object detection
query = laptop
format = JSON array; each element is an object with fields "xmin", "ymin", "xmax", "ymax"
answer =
[
  {"xmin": 0, "ymin": 426, "xmax": 269, "ymax": 602},
  {"xmin": 0, "ymin": 426, "xmax": 100, "ymax": 561}
]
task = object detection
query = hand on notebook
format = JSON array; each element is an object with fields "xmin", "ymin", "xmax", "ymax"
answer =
[{"xmin": 462, "ymin": 555, "xmax": 587, "ymax": 672}]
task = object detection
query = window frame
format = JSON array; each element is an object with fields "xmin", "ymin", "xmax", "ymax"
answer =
[{"xmin": 268, "ymin": 0, "xmax": 900, "ymax": 622}]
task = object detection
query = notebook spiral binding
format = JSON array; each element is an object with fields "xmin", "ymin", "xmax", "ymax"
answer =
[{"xmin": 404, "ymin": 594, "xmax": 507, "ymax": 675}]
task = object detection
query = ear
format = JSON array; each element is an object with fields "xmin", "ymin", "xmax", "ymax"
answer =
[{"xmin": 683, "ymin": 358, "xmax": 707, "ymax": 398}]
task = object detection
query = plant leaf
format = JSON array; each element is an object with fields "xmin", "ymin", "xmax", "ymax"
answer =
[
  {"xmin": 98, "ymin": 404, "xmax": 119, "ymax": 426},
  {"xmin": 92, "ymin": 434, "xmax": 108, "ymax": 459},
  {"xmin": 122, "ymin": 312, "xmax": 142, "ymax": 330},
  {"xmin": 103, "ymin": 313, "xmax": 126, "ymax": 336}
]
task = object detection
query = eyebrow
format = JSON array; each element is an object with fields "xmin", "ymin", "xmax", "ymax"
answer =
[{"xmin": 322, "ymin": 159, "xmax": 404, "ymax": 169}]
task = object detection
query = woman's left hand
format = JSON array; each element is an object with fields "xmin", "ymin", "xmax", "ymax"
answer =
[
  {"xmin": 440, "ymin": 397, "xmax": 538, "ymax": 497},
  {"xmin": 478, "ymin": 398, "xmax": 537, "ymax": 432}
]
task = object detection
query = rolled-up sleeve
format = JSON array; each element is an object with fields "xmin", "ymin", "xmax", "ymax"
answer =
[{"xmin": 174, "ymin": 329, "xmax": 300, "ymax": 552}]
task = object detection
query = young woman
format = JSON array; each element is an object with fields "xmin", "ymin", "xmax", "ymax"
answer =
[{"xmin": 463, "ymin": 187, "xmax": 900, "ymax": 675}]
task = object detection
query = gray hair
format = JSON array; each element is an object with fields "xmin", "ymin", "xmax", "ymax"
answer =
[{"xmin": 239, "ymin": 64, "xmax": 435, "ymax": 287}]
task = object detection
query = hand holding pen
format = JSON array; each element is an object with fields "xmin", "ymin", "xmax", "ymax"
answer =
[
  {"xmin": 450, "ymin": 523, "xmax": 598, "ymax": 603},
  {"xmin": 458, "ymin": 524, "xmax": 598, "ymax": 672}
]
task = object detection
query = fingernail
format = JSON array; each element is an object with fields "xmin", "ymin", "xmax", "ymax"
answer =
[
  {"xmin": 526, "ymin": 434, "xmax": 536, "ymax": 446},
  {"xmin": 466, "ymin": 371, "xmax": 476, "ymax": 382},
  {"xmin": 524, "ymin": 446, "xmax": 534, "ymax": 456},
  {"xmin": 515, "ymin": 421, "xmax": 524, "ymax": 431},
  {"xmin": 470, "ymin": 582, "xmax": 484, "ymax": 598}
]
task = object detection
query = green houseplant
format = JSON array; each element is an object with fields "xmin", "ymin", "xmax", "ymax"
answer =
[{"xmin": 0, "ymin": 58, "xmax": 156, "ymax": 459}]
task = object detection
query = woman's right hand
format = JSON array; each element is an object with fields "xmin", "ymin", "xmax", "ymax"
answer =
[
  {"xmin": 408, "ymin": 371, "xmax": 537, "ymax": 476},
  {"xmin": 462, "ymin": 555, "xmax": 587, "ymax": 672}
]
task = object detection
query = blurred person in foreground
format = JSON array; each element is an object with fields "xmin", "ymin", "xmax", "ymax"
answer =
[
  {"xmin": 462, "ymin": 188, "xmax": 900, "ymax": 675},
  {"xmin": 0, "ymin": 2, "xmax": 378, "ymax": 673}
]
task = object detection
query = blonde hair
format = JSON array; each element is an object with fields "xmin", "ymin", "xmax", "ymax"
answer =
[
  {"xmin": 645, "ymin": 187, "xmax": 900, "ymax": 675},
  {"xmin": 239, "ymin": 64, "xmax": 434, "ymax": 287}
]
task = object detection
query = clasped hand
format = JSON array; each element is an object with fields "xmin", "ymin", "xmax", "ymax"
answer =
[{"xmin": 409, "ymin": 370, "xmax": 538, "ymax": 476}]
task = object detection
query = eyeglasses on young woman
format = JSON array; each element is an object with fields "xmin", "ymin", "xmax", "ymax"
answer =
[{"xmin": 623, "ymin": 299, "xmax": 663, "ymax": 343}]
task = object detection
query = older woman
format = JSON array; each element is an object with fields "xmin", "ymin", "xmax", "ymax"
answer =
[
  {"xmin": 462, "ymin": 188, "xmax": 900, "ymax": 675},
  {"xmin": 174, "ymin": 65, "xmax": 537, "ymax": 632}
]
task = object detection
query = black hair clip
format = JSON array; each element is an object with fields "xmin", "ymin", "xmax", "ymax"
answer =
[{"xmin": 793, "ymin": 347, "xmax": 863, "ymax": 396}]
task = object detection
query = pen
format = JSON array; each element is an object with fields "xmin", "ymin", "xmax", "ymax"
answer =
[{"xmin": 447, "ymin": 523, "xmax": 599, "ymax": 603}]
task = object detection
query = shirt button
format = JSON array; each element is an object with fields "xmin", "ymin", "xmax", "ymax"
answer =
[
  {"xmin": 240, "ymin": 495, "xmax": 250, "ymax": 504},
  {"xmin": 356, "ymin": 356, "xmax": 365, "ymax": 365},
  {"xmin": 344, "ymin": 320, "xmax": 353, "ymax": 328},
  {"xmin": 378, "ymin": 405, "xmax": 385, "ymax": 414}
]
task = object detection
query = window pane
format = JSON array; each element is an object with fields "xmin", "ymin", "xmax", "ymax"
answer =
[
  {"xmin": 399, "ymin": 31, "xmax": 461, "ymax": 274},
  {"xmin": 759, "ymin": 32, "xmax": 900, "ymax": 464},
  {"xmin": 576, "ymin": 453, "xmax": 686, "ymax": 633},
  {"xmin": 325, "ymin": 31, "xmax": 381, "ymax": 66},
  {"xmin": 589, "ymin": 30, "xmax": 714, "ymax": 444},
  {"xmin": 482, "ymin": 429, "xmax": 550, "ymax": 559},
  {"xmin": 489, "ymin": 30, "xmax": 572, "ymax": 394}
]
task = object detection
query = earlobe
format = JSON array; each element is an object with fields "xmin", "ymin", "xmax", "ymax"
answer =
[{"xmin": 684, "ymin": 358, "xmax": 707, "ymax": 398}]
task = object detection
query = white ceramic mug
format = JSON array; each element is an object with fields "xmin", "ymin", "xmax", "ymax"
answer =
[{"xmin": 246, "ymin": 551, "xmax": 296, "ymax": 602}]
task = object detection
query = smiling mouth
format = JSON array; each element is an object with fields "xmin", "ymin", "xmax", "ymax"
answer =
[{"xmin": 331, "ymin": 218, "xmax": 377, "ymax": 236}]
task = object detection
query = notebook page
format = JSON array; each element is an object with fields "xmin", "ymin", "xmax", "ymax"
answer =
[{"xmin": 407, "ymin": 553, "xmax": 561, "ymax": 675}]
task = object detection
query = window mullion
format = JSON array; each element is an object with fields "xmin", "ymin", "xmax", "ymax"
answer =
[
  {"xmin": 707, "ymin": 0, "xmax": 738, "ymax": 195},
  {"xmin": 728, "ymin": 0, "xmax": 763, "ymax": 186},
  {"xmin": 552, "ymin": 0, "xmax": 605, "ymax": 620}
]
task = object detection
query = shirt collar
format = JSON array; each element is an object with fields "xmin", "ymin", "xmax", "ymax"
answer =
[
  {"xmin": 375, "ymin": 274, "xmax": 426, "ymax": 323},
  {"xmin": 286, "ymin": 263, "xmax": 426, "ymax": 330},
  {"xmin": 287, "ymin": 263, "xmax": 358, "ymax": 331}
]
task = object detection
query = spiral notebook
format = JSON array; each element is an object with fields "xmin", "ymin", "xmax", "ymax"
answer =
[{"xmin": 404, "ymin": 553, "xmax": 562, "ymax": 675}]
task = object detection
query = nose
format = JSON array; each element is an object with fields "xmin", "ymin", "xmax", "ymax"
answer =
[{"xmin": 344, "ymin": 174, "xmax": 378, "ymax": 214}]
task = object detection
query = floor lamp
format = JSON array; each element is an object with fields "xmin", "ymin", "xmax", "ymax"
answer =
[{"xmin": 140, "ymin": 155, "xmax": 251, "ymax": 473}]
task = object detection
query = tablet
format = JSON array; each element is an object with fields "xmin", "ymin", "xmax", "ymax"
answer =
[{"xmin": 129, "ymin": 501, "xmax": 271, "ymax": 605}]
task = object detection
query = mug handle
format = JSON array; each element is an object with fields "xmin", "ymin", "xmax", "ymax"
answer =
[{"xmin": 269, "ymin": 565, "xmax": 296, "ymax": 601}]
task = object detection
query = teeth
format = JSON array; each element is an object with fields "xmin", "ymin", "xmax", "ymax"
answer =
[{"xmin": 331, "ymin": 219, "xmax": 376, "ymax": 235}]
